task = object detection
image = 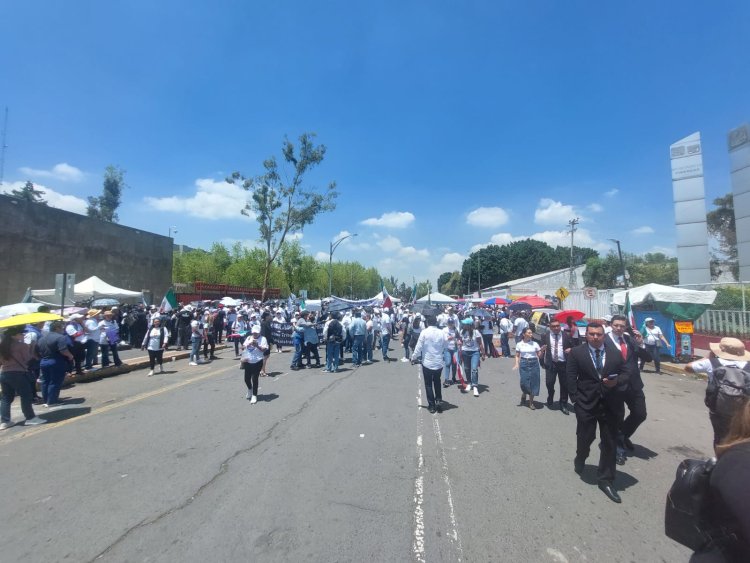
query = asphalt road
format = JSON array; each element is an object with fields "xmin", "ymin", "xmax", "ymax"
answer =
[{"xmin": 0, "ymin": 342, "xmax": 710, "ymax": 562}]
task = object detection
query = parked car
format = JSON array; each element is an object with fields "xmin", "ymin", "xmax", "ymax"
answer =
[{"xmin": 530, "ymin": 309, "xmax": 586, "ymax": 344}]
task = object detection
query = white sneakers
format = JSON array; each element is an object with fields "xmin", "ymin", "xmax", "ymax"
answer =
[
  {"xmin": 0, "ymin": 421, "xmax": 14, "ymax": 430},
  {"xmin": 189, "ymin": 361, "xmax": 198, "ymax": 366},
  {"xmin": 24, "ymin": 417, "xmax": 46, "ymax": 426},
  {"xmin": 473, "ymin": 387, "xmax": 479, "ymax": 397},
  {"xmin": 250, "ymin": 395, "xmax": 258, "ymax": 404},
  {"xmin": 147, "ymin": 370, "xmax": 154, "ymax": 376},
  {"xmin": 246, "ymin": 390, "xmax": 252, "ymax": 399},
  {"xmin": 400, "ymin": 357, "xmax": 409, "ymax": 363}
]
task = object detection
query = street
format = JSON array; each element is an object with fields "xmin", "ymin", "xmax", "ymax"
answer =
[{"xmin": 0, "ymin": 344, "xmax": 709, "ymax": 562}]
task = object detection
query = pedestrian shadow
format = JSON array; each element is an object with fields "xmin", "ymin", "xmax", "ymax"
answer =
[
  {"xmin": 54, "ymin": 397, "xmax": 86, "ymax": 406},
  {"xmin": 38, "ymin": 406, "xmax": 92, "ymax": 424},
  {"xmin": 266, "ymin": 371, "xmax": 282, "ymax": 377},
  {"xmin": 438, "ymin": 400, "xmax": 457, "ymax": 411},
  {"xmin": 631, "ymin": 444, "xmax": 658, "ymax": 460},
  {"xmin": 579, "ymin": 466, "xmax": 640, "ymax": 490},
  {"xmin": 259, "ymin": 393, "xmax": 279, "ymax": 403},
  {"xmin": 476, "ymin": 384, "xmax": 490, "ymax": 393}
]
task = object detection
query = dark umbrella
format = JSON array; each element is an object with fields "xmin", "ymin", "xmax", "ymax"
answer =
[
  {"xmin": 465, "ymin": 308, "xmax": 493, "ymax": 318},
  {"xmin": 412, "ymin": 303, "xmax": 441, "ymax": 317},
  {"xmin": 508, "ymin": 301, "xmax": 532, "ymax": 312},
  {"xmin": 91, "ymin": 298, "xmax": 120, "ymax": 307}
]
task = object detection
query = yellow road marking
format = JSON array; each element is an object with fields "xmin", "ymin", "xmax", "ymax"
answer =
[{"xmin": 0, "ymin": 364, "xmax": 235, "ymax": 446}]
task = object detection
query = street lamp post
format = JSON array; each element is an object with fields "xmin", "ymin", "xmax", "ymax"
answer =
[
  {"xmin": 329, "ymin": 233, "xmax": 358, "ymax": 297},
  {"xmin": 609, "ymin": 238, "xmax": 628, "ymax": 289},
  {"xmin": 168, "ymin": 226, "xmax": 178, "ymax": 239}
]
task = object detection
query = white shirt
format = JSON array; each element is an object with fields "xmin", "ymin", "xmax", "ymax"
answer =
[
  {"xmin": 516, "ymin": 340, "xmax": 540, "ymax": 359},
  {"xmin": 498, "ymin": 318, "xmax": 513, "ymax": 335},
  {"xmin": 548, "ymin": 331, "xmax": 566, "ymax": 362},
  {"xmin": 380, "ymin": 313, "xmax": 392, "ymax": 332},
  {"xmin": 85, "ymin": 318, "xmax": 102, "ymax": 344},
  {"xmin": 513, "ymin": 317, "xmax": 528, "ymax": 337},
  {"xmin": 242, "ymin": 335, "xmax": 268, "ymax": 363},
  {"xmin": 411, "ymin": 326, "xmax": 448, "ymax": 370},
  {"xmin": 644, "ymin": 325, "xmax": 663, "ymax": 346},
  {"xmin": 690, "ymin": 357, "xmax": 748, "ymax": 384},
  {"xmin": 480, "ymin": 319, "xmax": 493, "ymax": 336},
  {"xmin": 460, "ymin": 329, "xmax": 482, "ymax": 352},
  {"xmin": 442, "ymin": 326, "xmax": 458, "ymax": 351}
]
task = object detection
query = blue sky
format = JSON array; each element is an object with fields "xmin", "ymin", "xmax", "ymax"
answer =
[{"xmin": 2, "ymin": 1, "xmax": 748, "ymax": 288}]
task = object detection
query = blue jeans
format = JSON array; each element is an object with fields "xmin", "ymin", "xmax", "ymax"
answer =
[
  {"xmin": 326, "ymin": 341, "xmax": 340, "ymax": 372},
  {"xmin": 381, "ymin": 332, "xmax": 391, "ymax": 360},
  {"xmin": 40, "ymin": 357, "xmax": 67, "ymax": 405},
  {"xmin": 85, "ymin": 339, "xmax": 99, "ymax": 369},
  {"xmin": 501, "ymin": 333, "xmax": 511, "ymax": 357},
  {"xmin": 364, "ymin": 333, "xmax": 373, "ymax": 362},
  {"xmin": 291, "ymin": 338, "xmax": 303, "ymax": 368},
  {"xmin": 190, "ymin": 336, "xmax": 202, "ymax": 362},
  {"xmin": 351, "ymin": 334, "xmax": 365, "ymax": 365},
  {"xmin": 462, "ymin": 350, "xmax": 480, "ymax": 386},
  {"xmin": 443, "ymin": 349, "xmax": 457, "ymax": 382},
  {"xmin": 100, "ymin": 343, "xmax": 122, "ymax": 367}
]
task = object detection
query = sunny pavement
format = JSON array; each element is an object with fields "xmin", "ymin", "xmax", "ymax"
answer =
[{"xmin": 0, "ymin": 343, "xmax": 708, "ymax": 562}]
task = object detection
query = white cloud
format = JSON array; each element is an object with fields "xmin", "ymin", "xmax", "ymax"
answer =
[
  {"xmin": 1, "ymin": 181, "xmax": 88, "ymax": 214},
  {"xmin": 466, "ymin": 207, "xmax": 509, "ymax": 227},
  {"xmin": 648, "ymin": 245, "xmax": 676, "ymax": 256},
  {"xmin": 377, "ymin": 235, "xmax": 429, "ymax": 259},
  {"xmin": 18, "ymin": 162, "xmax": 85, "ymax": 182},
  {"xmin": 605, "ymin": 188, "xmax": 619, "ymax": 197},
  {"xmin": 315, "ymin": 251, "xmax": 329, "ymax": 261},
  {"xmin": 489, "ymin": 232, "xmax": 515, "ymax": 246},
  {"xmin": 144, "ymin": 178, "xmax": 251, "ymax": 220},
  {"xmin": 287, "ymin": 232, "xmax": 304, "ymax": 241},
  {"xmin": 588, "ymin": 203, "xmax": 603, "ymax": 212},
  {"xmin": 361, "ymin": 211, "xmax": 415, "ymax": 228},
  {"xmin": 534, "ymin": 198, "xmax": 577, "ymax": 225},
  {"xmin": 632, "ymin": 226, "xmax": 655, "ymax": 235}
]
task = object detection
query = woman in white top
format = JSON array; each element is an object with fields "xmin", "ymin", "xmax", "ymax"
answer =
[
  {"xmin": 241, "ymin": 325, "xmax": 268, "ymax": 404},
  {"xmin": 459, "ymin": 318, "xmax": 486, "ymax": 397},
  {"xmin": 639, "ymin": 317, "xmax": 671, "ymax": 374},
  {"xmin": 442, "ymin": 318, "xmax": 459, "ymax": 387},
  {"xmin": 141, "ymin": 317, "xmax": 170, "ymax": 376},
  {"xmin": 513, "ymin": 327, "xmax": 543, "ymax": 409}
]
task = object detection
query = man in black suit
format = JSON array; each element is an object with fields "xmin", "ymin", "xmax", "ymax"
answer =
[
  {"xmin": 542, "ymin": 319, "xmax": 574, "ymax": 415},
  {"xmin": 566, "ymin": 322, "xmax": 626, "ymax": 503},
  {"xmin": 607, "ymin": 314, "xmax": 648, "ymax": 465}
]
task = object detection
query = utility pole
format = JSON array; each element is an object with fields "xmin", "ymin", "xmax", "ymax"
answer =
[
  {"xmin": 0, "ymin": 107, "xmax": 8, "ymax": 187},
  {"xmin": 609, "ymin": 238, "xmax": 628, "ymax": 288},
  {"xmin": 477, "ymin": 254, "xmax": 481, "ymax": 296},
  {"xmin": 568, "ymin": 218, "xmax": 580, "ymax": 288}
]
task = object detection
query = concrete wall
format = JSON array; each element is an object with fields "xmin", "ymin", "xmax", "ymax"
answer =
[{"xmin": 0, "ymin": 194, "xmax": 173, "ymax": 305}]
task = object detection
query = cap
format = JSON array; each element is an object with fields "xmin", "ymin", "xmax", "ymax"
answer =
[
  {"xmin": 644, "ymin": 317, "xmax": 655, "ymax": 323},
  {"xmin": 251, "ymin": 325, "xmax": 261, "ymax": 334}
]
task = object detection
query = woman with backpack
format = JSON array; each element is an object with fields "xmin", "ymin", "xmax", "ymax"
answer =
[{"xmin": 141, "ymin": 316, "xmax": 169, "ymax": 376}]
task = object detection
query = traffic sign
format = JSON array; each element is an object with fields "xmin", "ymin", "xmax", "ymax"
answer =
[
  {"xmin": 583, "ymin": 286, "xmax": 597, "ymax": 299},
  {"xmin": 555, "ymin": 287, "xmax": 570, "ymax": 301}
]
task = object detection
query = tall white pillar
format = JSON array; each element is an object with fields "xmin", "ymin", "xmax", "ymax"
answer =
[
  {"xmin": 670, "ymin": 132, "xmax": 711, "ymax": 284},
  {"xmin": 728, "ymin": 124, "xmax": 750, "ymax": 282}
]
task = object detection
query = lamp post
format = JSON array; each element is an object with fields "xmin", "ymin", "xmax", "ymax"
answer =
[
  {"xmin": 168, "ymin": 226, "xmax": 178, "ymax": 239},
  {"xmin": 609, "ymin": 238, "xmax": 628, "ymax": 289},
  {"xmin": 329, "ymin": 233, "xmax": 358, "ymax": 297}
]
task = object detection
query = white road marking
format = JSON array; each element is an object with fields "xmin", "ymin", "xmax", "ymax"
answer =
[
  {"xmin": 413, "ymin": 368, "xmax": 426, "ymax": 563},
  {"xmin": 432, "ymin": 417, "xmax": 463, "ymax": 560},
  {"xmin": 546, "ymin": 547, "xmax": 569, "ymax": 562}
]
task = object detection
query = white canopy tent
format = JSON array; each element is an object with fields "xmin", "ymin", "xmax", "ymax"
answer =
[
  {"xmin": 416, "ymin": 292, "xmax": 457, "ymax": 304},
  {"xmin": 612, "ymin": 283, "xmax": 716, "ymax": 307},
  {"xmin": 373, "ymin": 291, "xmax": 401, "ymax": 304},
  {"xmin": 31, "ymin": 276, "xmax": 143, "ymax": 304}
]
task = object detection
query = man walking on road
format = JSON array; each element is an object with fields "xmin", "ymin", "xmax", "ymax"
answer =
[
  {"xmin": 349, "ymin": 310, "xmax": 366, "ymax": 367},
  {"xmin": 411, "ymin": 315, "xmax": 448, "ymax": 414},
  {"xmin": 542, "ymin": 319, "xmax": 573, "ymax": 414},
  {"xmin": 567, "ymin": 322, "xmax": 626, "ymax": 503}
]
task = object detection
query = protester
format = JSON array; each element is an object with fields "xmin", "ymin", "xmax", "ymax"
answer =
[
  {"xmin": 65, "ymin": 313, "xmax": 87, "ymax": 375},
  {"xmin": 98, "ymin": 310, "xmax": 123, "ymax": 368},
  {"xmin": 23, "ymin": 319, "xmax": 45, "ymax": 403},
  {"xmin": 35, "ymin": 321, "xmax": 75, "ymax": 408},
  {"xmin": 84, "ymin": 309, "xmax": 101, "ymax": 370},
  {"xmin": 0, "ymin": 326, "xmax": 46, "ymax": 428},
  {"xmin": 260, "ymin": 311, "xmax": 274, "ymax": 375},
  {"xmin": 411, "ymin": 315, "xmax": 448, "ymax": 413},
  {"xmin": 323, "ymin": 312, "xmax": 343, "ymax": 373},
  {"xmin": 639, "ymin": 317, "xmax": 671, "ymax": 374},
  {"xmin": 141, "ymin": 317, "xmax": 169, "ymax": 376},
  {"xmin": 498, "ymin": 315, "xmax": 513, "ymax": 358},
  {"xmin": 189, "ymin": 319, "xmax": 203, "ymax": 366},
  {"xmin": 241, "ymin": 325, "xmax": 268, "ymax": 404},
  {"xmin": 202, "ymin": 310, "xmax": 217, "ymax": 361},
  {"xmin": 231, "ymin": 313, "xmax": 250, "ymax": 358},
  {"xmin": 349, "ymin": 310, "xmax": 366, "ymax": 367},
  {"xmin": 364, "ymin": 312, "xmax": 374, "ymax": 365},
  {"xmin": 513, "ymin": 327, "xmax": 543, "ymax": 409},
  {"xmin": 442, "ymin": 318, "xmax": 459, "ymax": 387},
  {"xmin": 542, "ymin": 319, "xmax": 573, "ymax": 414},
  {"xmin": 380, "ymin": 309, "xmax": 393, "ymax": 362},
  {"xmin": 459, "ymin": 318, "xmax": 485, "ymax": 397}
]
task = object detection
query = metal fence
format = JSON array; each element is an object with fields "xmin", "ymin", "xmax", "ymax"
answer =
[{"xmin": 677, "ymin": 281, "xmax": 749, "ymax": 337}]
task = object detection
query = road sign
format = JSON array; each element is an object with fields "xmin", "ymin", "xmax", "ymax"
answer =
[
  {"xmin": 583, "ymin": 286, "xmax": 597, "ymax": 299},
  {"xmin": 555, "ymin": 287, "xmax": 570, "ymax": 301}
]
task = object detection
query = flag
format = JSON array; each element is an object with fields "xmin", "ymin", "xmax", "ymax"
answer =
[
  {"xmin": 381, "ymin": 280, "xmax": 392, "ymax": 309},
  {"xmin": 288, "ymin": 293, "xmax": 296, "ymax": 313},
  {"xmin": 410, "ymin": 284, "xmax": 417, "ymax": 304},
  {"xmin": 160, "ymin": 288, "xmax": 178, "ymax": 313},
  {"xmin": 624, "ymin": 291, "xmax": 636, "ymax": 330}
]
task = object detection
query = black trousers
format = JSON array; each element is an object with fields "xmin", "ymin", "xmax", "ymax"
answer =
[
  {"xmin": 422, "ymin": 366, "xmax": 442, "ymax": 407},
  {"xmin": 574, "ymin": 400, "xmax": 620, "ymax": 484},
  {"xmin": 243, "ymin": 361, "xmax": 262, "ymax": 396},
  {"xmin": 620, "ymin": 387, "xmax": 647, "ymax": 439},
  {"xmin": 545, "ymin": 361, "xmax": 568, "ymax": 403}
]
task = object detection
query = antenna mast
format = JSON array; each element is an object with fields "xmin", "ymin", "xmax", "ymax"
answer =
[{"xmin": 568, "ymin": 217, "xmax": 580, "ymax": 287}]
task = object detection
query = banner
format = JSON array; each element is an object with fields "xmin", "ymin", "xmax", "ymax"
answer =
[{"xmin": 270, "ymin": 321, "xmax": 325, "ymax": 347}]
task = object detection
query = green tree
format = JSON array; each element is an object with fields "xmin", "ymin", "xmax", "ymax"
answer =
[
  {"xmin": 628, "ymin": 253, "xmax": 678, "ymax": 286},
  {"xmin": 706, "ymin": 193, "xmax": 738, "ymax": 280},
  {"xmin": 278, "ymin": 240, "xmax": 319, "ymax": 295},
  {"xmin": 440, "ymin": 271, "xmax": 463, "ymax": 296},
  {"xmin": 87, "ymin": 165, "xmax": 126, "ymax": 222},
  {"xmin": 227, "ymin": 133, "xmax": 338, "ymax": 300},
  {"xmin": 582, "ymin": 253, "xmax": 622, "ymax": 288},
  {"xmin": 10, "ymin": 180, "xmax": 47, "ymax": 204},
  {"xmin": 437, "ymin": 272, "xmax": 453, "ymax": 292}
]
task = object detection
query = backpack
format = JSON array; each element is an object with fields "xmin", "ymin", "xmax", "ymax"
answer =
[
  {"xmin": 665, "ymin": 458, "xmax": 740, "ymax": 552},
  {"xmin": 705, "ymin": 357, "xmax": 750, "ymax": 420}
]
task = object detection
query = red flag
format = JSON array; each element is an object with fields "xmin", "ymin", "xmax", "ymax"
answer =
[{"xmin": 382, "ymin": 284, "xmax": 393, "ymax": 309}]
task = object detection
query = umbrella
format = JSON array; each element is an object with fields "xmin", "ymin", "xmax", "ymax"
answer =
[
  {"xmin": 0, "ymin": 312, "xmax": 63, "ymax": 329},
  {"xmin": 0, "ymin": 302, "xmax": 43, "ymax": 320},
  {"xmin": 554, "ymin": 309, "xmax": 585, "ymax": 322},
  {"xmin": 465, "ymin": 308, "xmax": 493, "ymax": 318},
  {"xmin": 515, "ymin": 295, "xmax": 552, "ymax": 308},
  {"xmin": 91, "ymin": 298, "xmax": 120, "ymax": 307},
  {"xmin": 508, "ymin": 302, "xmax": 532, "ymax": 312},
  {"xmin": 483, "ymin": 297, "xmax": 510, "ymax": 306},
  {"xmin": 412, "ymin": 303, "xmax": 441, "ymax": 317}
]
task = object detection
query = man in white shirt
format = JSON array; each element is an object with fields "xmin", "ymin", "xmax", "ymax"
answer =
[
  {"xmin": 513, "ymin": 314, "xmax": 529, "ymax": 347},
  {"xmin": 411, "ymin": 315, "xmax": 449, "ymax": 413},
  {"xmin": 498, "ymin": 316, "xmax": 513, "ymax": 357}
]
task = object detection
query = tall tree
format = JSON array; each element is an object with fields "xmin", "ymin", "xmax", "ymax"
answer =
[
  {"xmin": 706, "ymin": 193, "xmax": 738, "ymax": 280},
  {"xmin": 227, "ymin": 133, "xmax": 337, "ymax": 300},
  {"xmin": 10, "ymin": 180, "xmax": 47, "ymax": 204},
  {"xmin": 437, "ymin": 272, "xmax": 453, "ymax": 292},
  {"xmin": 87, "ymin": 165, "xmax": 126, "ymax": 222},
  {"xmin": 440, "ymin": 271, "xmax": 462, "ymax": 296}
]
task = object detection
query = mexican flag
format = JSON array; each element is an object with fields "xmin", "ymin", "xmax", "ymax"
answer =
[
  {"xmin": 410, "ymin": 283, "xmax": 417, "ymax": 304},
  {"xmin": 381, "ymin": 281, "xmax": 392, "ymax": 309},
  {"xmin": 160, "ymin": 288, "xmax": 178, "ymax": 313},
  {"xmin": 624, "ymin": 291, "xmax": 635, "ymax": 330}
]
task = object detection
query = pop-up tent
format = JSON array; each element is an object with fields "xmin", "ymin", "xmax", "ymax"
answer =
[
  {"xmin": 612, "ymin": 283, "xmax": 716, "ymax": 321},
  {"xmin": 31, "ymin": 276, "xmax": 143, "ymax": 304},
  {"xmin": 416, "ymin": 292, "xmax": 457, "ymax": 304}
]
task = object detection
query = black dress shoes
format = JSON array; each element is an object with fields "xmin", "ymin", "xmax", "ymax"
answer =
[
  {"xmin": 616, "ymin": 452, "xmax": 627, "ymax": 466},
  {"xmin": 623, "ymin": 436, "xmax": 635, "ymax": 451},
  {"xmin": 435, "ymin": 401, "xmax": 443, "ymax": 413},
  {"xmin": 428, "ymin": 404, "xmax": 436, "ymax": 414},
  {"xmin": 598, "ymin": 482, "xmax": 622, "ymax": 503},
  {"xmin": 560, "ymin": 402, "xmax": 570, "ymax": 415},
  {"xmin": 574, "ymin": 458, "xmax": 584, "ymax": 475}
]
